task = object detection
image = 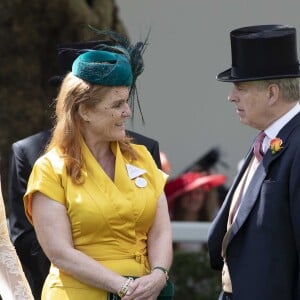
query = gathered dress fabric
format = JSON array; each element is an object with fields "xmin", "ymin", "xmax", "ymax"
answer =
[
  {"xmin": 24, "ymin": 139, "xmax": 167, "ymax": 300},
  {"xmin": 0, "ymin": 185, "xmax": 33, "ymax": 299}
]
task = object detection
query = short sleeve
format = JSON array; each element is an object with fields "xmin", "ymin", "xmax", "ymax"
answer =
[{"xmin": 23, "ymin": 150, "xmax": 66, "ymax": 223}]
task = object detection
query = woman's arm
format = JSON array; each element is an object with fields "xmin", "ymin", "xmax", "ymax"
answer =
[
  {"xmin": 0, "ymin": 184, "xmax": 34, "ymax": 300},
  {"xmin": 123, "ymin": 192, "xmax": 173, "ymax": 300},
  {"xmin": 147, "ymin": 192, "xmax": 173, "ymax": 270},
  {"xmin": 31, "ymin": 192, "xmax": 128, "ymax": 294}
]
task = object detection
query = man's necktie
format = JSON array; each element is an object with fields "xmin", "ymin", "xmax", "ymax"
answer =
[{"xmin": 253, "ymin": 131, "xmax": 266, "ymax": 161}]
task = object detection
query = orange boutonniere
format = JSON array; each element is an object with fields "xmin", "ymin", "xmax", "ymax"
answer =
[{"xmin": 269, "ymin": 137, "xmax": 283, "ymax": 154}]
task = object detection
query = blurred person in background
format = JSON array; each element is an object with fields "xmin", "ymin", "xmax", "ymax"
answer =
[
  {"xmin": 0, "ymin": 176, "xmax": 33, "ymax": 299},
  {"xmin": 160, "ymin": 151, "xmax": 172, "ymax": 175},
  {"xmin": 165, "ymin": 171, "xmax": 226, "ymax": 252}
]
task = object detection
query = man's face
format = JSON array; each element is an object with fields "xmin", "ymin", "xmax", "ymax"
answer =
[{"xmin": 227, "ymin": 81, "xmax": 270, "ymax": 130}]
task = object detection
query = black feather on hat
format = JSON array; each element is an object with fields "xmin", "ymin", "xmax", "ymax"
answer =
[{"xmin": 48, "ymin": 39, "xmax": 114, "ymax": 86}]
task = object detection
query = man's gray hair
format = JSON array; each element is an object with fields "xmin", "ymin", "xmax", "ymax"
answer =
[{"xmin": 255, "ymin": 78, "xmax": 300, "ymax": 102}]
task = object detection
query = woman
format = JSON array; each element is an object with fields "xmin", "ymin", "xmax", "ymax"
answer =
[
  {"xmin": 0, "ymin": 179, "xmax": 33, "ymax": 299},
  {"xmin": 165, "ymin": 171, "xmax": 226, "ymax": 251},
  {"xmin": 23, "ymin": 34, "xmax": 173, "ymax": 300}
]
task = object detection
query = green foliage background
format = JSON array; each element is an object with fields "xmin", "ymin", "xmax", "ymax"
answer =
[{"xmin": 170, "ymin": 249, "xmax": 221, "ymax": 300}]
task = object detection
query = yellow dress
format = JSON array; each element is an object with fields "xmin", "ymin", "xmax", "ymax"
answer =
[{"xmin": 24, "ymin": 140, "xmax": 167, "ymax": 300}]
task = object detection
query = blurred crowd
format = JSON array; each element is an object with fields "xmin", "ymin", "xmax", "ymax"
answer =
[{"xmin": 160, "ymin": 149, "xmax": 228, "ymax": 252}]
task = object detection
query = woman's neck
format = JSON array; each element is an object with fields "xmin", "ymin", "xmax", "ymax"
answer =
[{"xmin": 84, "ymin": 136, "xmax": 116, "ymax": 179}]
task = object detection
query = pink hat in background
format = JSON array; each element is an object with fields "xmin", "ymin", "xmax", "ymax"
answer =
[{"xmin": 165, "ymin": 171, "xmax": 227, "ymax": 210}]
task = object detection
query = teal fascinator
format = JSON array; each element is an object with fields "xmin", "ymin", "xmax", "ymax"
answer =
[{"xmin": 72, "ymin": 50, "xmax": 133, "ymax": 86}]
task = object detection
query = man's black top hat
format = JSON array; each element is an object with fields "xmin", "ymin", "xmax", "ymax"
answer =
[
  {"xmin": 217, "ymin": 24, "xmax": 300, "ymax": 82},
  {"xmin": 49, "ymin": 40, "xmax": 114, "ymax": 86}
]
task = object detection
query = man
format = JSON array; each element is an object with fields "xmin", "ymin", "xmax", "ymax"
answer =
[
  {"xmin": 207, "ymin": 25, "xmax": 300, "ymax": 300},
  {"xmin": 8, "ymin": 40, "xmax": 161, "ymax": 299}
]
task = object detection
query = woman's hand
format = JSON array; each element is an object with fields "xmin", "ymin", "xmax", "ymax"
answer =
[{"xmin": 122, "ymin": 271, "xmax": 166, "ymax": 300}]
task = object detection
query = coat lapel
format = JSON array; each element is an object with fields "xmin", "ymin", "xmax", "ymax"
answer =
[{"xmin": 229, "ymin": 162, "xmax": 266, "ymax": 238}]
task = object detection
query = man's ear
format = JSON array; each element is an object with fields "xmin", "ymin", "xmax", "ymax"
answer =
[
  {"xmin": 267, "ymin": 83, "xmax": 280, "ymax": 106},
  {"xmin": 78, "ymin": 104, "xmax": 90, "ymax": 122}
]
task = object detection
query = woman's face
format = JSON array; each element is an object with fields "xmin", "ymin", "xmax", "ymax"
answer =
[
  {"xmin": 80, "ymin": 86, "xmax": 131, "ymax": 142},
  {"xmin": 180, "ymin": 187, "xmax": 206, "ymax": 213}
]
